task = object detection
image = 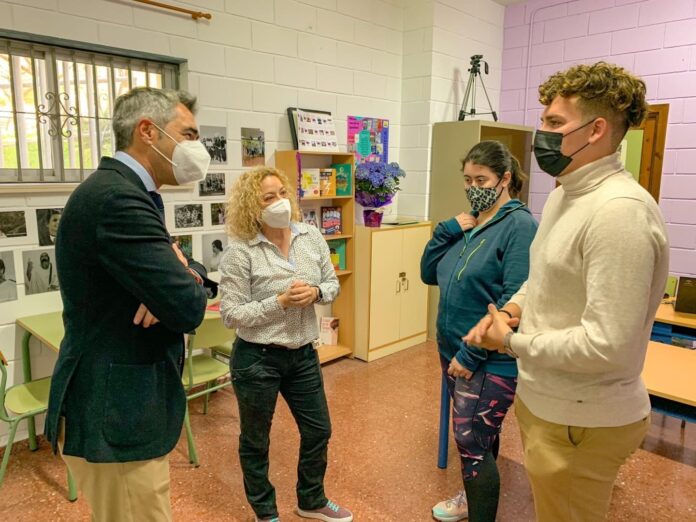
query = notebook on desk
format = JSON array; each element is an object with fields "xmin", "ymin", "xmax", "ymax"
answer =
[{"xmin": 675, "ymin": 277, "xmax": 696, "ymax": 314}]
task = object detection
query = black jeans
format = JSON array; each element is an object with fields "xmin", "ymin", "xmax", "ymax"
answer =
[{"xmin": 231, "ymin": 337, "xmax": 332, "ymax": 518}]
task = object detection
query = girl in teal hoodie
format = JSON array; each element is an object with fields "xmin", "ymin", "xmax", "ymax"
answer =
[{"xmin": 421, "ymin": 141, "xmax": 537, "ymax": 522}]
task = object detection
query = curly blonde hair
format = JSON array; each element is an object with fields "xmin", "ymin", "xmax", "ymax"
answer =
[
  {"xmin": 539, "ymin": 62, "xmax": 648, "ymax": 146},
  {"xmin": 225, "ymin": 167, "xmax": 301, "ymax": 240}
]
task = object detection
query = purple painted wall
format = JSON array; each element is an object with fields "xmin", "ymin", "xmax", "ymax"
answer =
[{"xmin": 500, "ymin": 0, "xmax": 696, "ymax": 276}]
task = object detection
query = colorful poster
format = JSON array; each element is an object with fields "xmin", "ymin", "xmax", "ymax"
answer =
[
  {"xmin": 296, "ymin": 109, "xmax": 339, "ymax": 152},
  {"xmin": 347, "ymin": 116, "xmax": 389, "ymax": 164}
]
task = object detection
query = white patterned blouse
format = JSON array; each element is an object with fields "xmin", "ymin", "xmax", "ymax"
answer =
[{"xmin": 219, "ymin": 222, "xmax": 339, "ymax": 349}]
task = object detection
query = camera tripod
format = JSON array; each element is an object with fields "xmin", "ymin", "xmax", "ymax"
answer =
[{"xmin": 458, "ymin": 54, "xmax": 498, "ymax": 122}]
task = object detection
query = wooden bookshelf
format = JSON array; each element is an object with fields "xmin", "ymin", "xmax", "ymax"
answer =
[
  {"xmin": 302, "ymin": 195, "xmax": 353, "ymax": 201},
  {"xmin": 276, "ymin": 150, "xmax": 355, "ymax": 364},
  {"xmin": 317, "ymin": 344, "xmax": 353, "ymax": 364}
]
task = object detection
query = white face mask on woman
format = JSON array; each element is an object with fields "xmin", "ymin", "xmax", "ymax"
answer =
[
  {"xmin": 150, "ymin": 123, "xmax": 211, "ymax": 185},
  {"xmin": 261, "ymin": 198, "xmax": 292, "ymax": 229}
]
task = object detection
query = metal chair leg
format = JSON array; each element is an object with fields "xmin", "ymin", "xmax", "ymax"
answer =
[
  {"xmin": 437, "ymin": 374, "xmax": 450, "ymax": 469},
  {"xmin": 21, "ymin": 332, "xmax": 38, "ymax": 451},
  {"xmin": 184, "ymin": 405, "xmax": 199, "ymax": 467},
  {"xmin": 67, "ymin": 467, "xmax": 78, "ymax": 501},
  {"xmin": 0, "ymin": 420, "xmax": 19, "ymax": 487},
  {"xmin": 203, "ymin": 382, "xmax": 211, "ymax": 415}
]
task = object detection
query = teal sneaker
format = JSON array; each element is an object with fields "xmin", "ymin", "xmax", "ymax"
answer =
[
  {"xmin": 255, "ymin": 516, "xmax": 279, "ymax": 522},
  {"xmin": 297, "ymin": 500, "xmax": 353, "ymax": 521},
  {"xmin": 432, "ymin": 490, "xmax": 468, "ymax": 521}
]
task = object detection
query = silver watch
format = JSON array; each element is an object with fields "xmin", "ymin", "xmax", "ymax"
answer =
[{"xmin": 501, "ymin": 331, "xmax": 519, "ymax": 359}]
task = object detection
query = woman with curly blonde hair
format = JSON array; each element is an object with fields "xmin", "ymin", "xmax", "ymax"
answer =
[{"xmin": 219, "ymin": 166, "xmax": 352, "ymax": 522}]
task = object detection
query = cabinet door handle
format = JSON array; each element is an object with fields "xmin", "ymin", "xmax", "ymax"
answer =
[
  {"xmin": 403, "ymin": 277, "xmax": 409, "ymax": 291},
  {"xmin": 396, "ymin": 279, "xmax": 401, "ymax": 293}
]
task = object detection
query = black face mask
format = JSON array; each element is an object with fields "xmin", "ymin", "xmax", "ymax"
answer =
[{"xmin": 533, "ymin": 119, "xmax": 595, "ymax": 177}]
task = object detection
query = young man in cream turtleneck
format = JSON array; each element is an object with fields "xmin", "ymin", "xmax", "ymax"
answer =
[{"xmin": 464, "ymin": 62, "xmax": 669, "ymax": 521}]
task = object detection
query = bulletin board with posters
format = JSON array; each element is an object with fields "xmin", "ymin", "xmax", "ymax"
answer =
[{"xmin": 347, "ymin": 116, "xmax": 389, "ymax": 164}]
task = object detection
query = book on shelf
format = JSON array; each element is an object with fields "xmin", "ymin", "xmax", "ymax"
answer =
[
  {"xmin": 319, "ymin": 168, "xmax": 336, "ymax": 197},
  {"xmin": 301, "ymin": 201, "xmax": 321, "ymax": 230},
  {"xmin": 300, "ymin": 168, "xmax": 321, "ymax": 198},
  {"xmin": 302, "ymin": 208, "xmax": 319, "ymax": 228},
  {"xmin": 331, "ymin": 163, "xmax": 352, "ymax": 196},
  {"xmin": 327, "ymin": 239, "xmax": 346, "ymax": 270},
  {"xmin": 320, "ymin": 206, "xmax": 342, "ymax": 235},
  {"xmin": 320, "ymin": 316, "xmax": 339, "ymax": 346}
]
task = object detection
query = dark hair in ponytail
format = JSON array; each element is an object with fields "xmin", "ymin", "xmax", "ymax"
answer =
[{"xmin": 461, "ymin": 140, "xmax": 527, "ymax": 198}]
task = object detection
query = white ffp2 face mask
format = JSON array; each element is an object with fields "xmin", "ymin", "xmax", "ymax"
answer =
[
  {"xmin": 261, "ymin": 198, "xmax": 292, "ymax": 229},
  {"xmin": 151, "ymin": 124, "xmax": 211, "ymax": 185}
]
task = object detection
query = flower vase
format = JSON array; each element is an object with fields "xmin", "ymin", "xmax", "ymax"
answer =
[{"xmin": 363, "ymin": 209, "xmax": 383, "ymax": 228}]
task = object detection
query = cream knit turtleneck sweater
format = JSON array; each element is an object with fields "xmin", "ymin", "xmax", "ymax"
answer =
[{"xmin": 509, "ymin": 152, "xmax": 669, "ymax": 427}]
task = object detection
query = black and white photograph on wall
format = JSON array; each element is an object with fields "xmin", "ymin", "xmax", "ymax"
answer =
[
  {"xmin": 22, "ymin": 248, "xmax": 59, "ymax": 296},
  {"xmin": 199, "ymin": 172, "xmax": 226, "ymax": 197},
  {"xmin": 241, "ymin": 127, "xmax": 265, "ymax": 166},
  {"xmin": 211, "ymin": 203, "xmax": 226, "ymax": 226},
  {"xmin": 201, "ymin": 232, "xmax": 228, "ymax": 272},
  {"xmin": 0, "ymin": 250, "xmax": 18, "ymax": 303},
  {"xmin": 200, "ymin": 126, "xmax": 227, "ymax": 164},
  {"xmin": 0, "ymin": 210, "xmax": 27, "ymax": 241},
  {"xmin": 36, "ymin": 208, "xmax": 63, "ymax": 246},
  {"xmin": 174, "ymin": 204, "xmax": 204, "ymax": 229},
  {"xmin": 172, "ymin": 234, "xmax": 193, "ymax": 259}
]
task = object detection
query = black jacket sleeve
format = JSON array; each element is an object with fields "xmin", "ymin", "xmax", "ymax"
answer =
[{"xmin": 96, "ymin": 189, "xmax": 208, "ymax": 333}]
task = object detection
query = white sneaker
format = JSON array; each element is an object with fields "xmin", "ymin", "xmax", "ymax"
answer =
[{"xmin": 432, "ymin": 490, "xmax": 468, "ymax": 521}]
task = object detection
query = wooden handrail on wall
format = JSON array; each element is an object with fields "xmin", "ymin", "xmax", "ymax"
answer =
[{"xmin": 133, "ymin": 0, "xmax": 212, "ymax": 20}]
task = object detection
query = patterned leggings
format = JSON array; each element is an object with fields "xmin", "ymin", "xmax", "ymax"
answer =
[{"xmin": 440, "ymin": 356, "xmax": 517, "ymax": 480}]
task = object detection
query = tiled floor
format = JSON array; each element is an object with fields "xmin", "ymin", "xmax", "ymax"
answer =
[{"xmin": 1, "ymin": 342, "xmax": 695, "ymax": 521}]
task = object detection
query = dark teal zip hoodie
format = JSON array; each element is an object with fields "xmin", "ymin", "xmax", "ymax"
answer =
[{"xmin": 420, "ymin": 200, "xmax": 537, "ymax": 377}]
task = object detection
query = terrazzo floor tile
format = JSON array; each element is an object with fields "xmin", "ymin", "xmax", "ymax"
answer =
[{"xmin": 1, "ymin": 342, "xmax": 694, "ymax": 521}]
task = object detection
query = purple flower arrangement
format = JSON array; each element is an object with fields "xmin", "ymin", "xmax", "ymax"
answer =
[{"xmin": 354, "ymin": 161, "xmax": 405, "ymax": 208}]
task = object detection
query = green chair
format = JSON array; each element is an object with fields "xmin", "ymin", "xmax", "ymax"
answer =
[
  {"xmin": 211, "ymin": 340, "xmax": 234, "ymax": 363},
  {"xmin": 0, "ymin": 350, "xmax": 77, "ymax": 501},
  {"xmin": 182, "ymin": 318, "xmax": 236, "ymax": 467}
]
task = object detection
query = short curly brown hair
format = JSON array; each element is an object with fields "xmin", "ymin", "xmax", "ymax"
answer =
[{"xmin": 539, "ymin": 62, "xmax": 648, "ymax": 145}]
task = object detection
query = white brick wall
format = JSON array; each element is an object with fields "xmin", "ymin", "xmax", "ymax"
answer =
[
  {"xmin": 226, "ymin": 0, "xmax": 275, "ymax": 23},
  {"xmin": 0, "ymin": 0, "xmax": 507, "ymax": 445},
  {"xmin": 299, "ymin": 33, "xmax": 338, "ymax": 64},
  {"xmin": 225, "ymin": 47, "xmax": 275, "ymax": 82},
  {"xmin": 252, "ymin": 22, "xmax": 299, "ymax": 57},
  {"xmin": 396, "ymin": 0, "xmax": 505, "ymax": 221}
]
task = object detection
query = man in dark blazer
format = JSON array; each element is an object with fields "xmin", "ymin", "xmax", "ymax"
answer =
[{"xmin": 45, "ymin": 87, "xmax": 212, "ymax": 521}]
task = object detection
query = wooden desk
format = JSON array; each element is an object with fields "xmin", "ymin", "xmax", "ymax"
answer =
[
  {"xmin": 643, "ymin": 341, "xmax": 696, "ymax": 407},
  {"xmin": 655, "ymin": 302, "xmax": 696, "ymax": 329},
  {"xmin": 642, "ymin": 341, "xmax": 696, "ymax": 423}
]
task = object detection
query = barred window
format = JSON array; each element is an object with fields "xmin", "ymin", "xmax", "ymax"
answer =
[{"xmin": 0, "ymin": 37, "xmax": 179, "ymax": 184}]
